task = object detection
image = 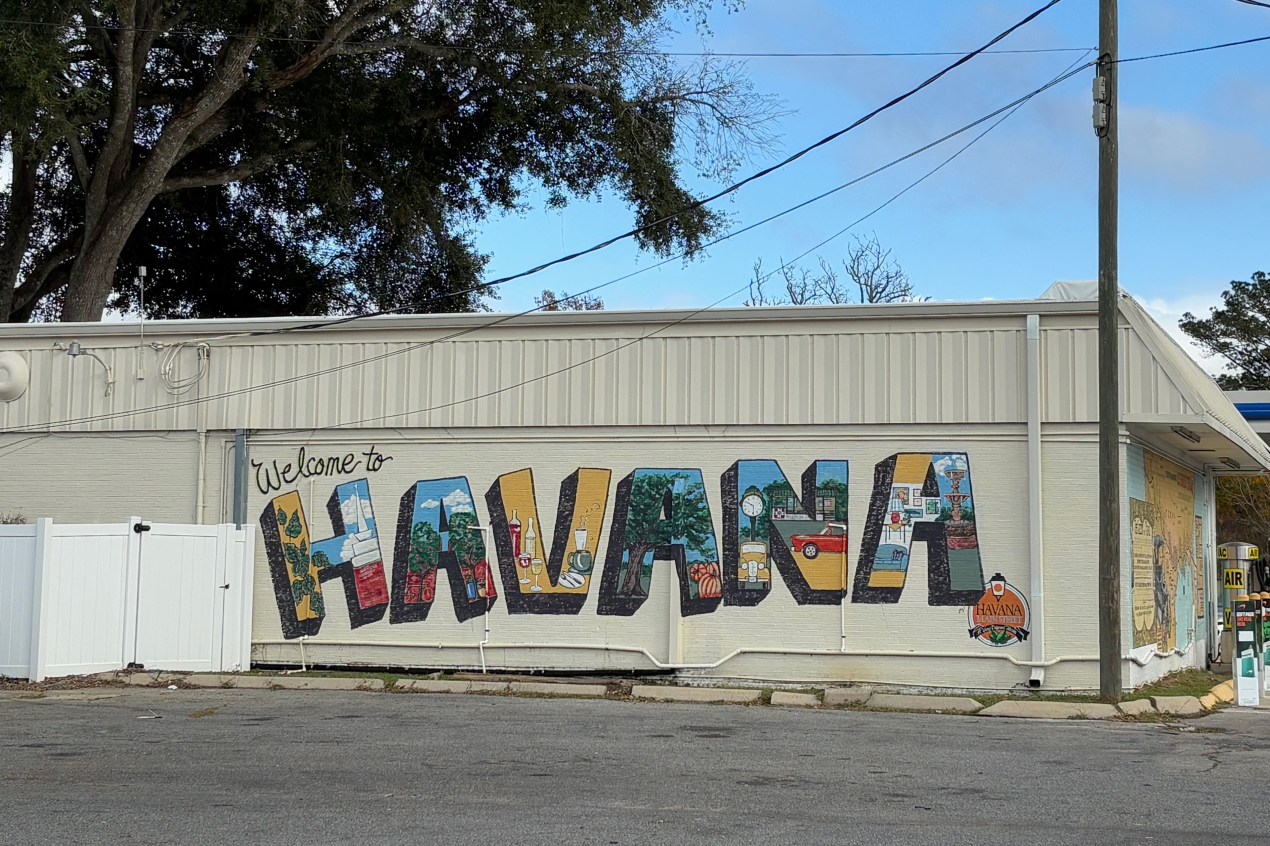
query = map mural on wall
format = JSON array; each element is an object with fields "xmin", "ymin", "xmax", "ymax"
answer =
[
  {"xmin": 1130, "ymin": 450, "xmax": 1199, "ymax": 651},
  {"xmin": 255, "ymin": 450, "xmax": 1015, "ymax": 642}
]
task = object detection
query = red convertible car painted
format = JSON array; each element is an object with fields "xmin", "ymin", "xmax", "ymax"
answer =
[{"xmin": 790, "ymin": 524, "xmax": 848, "ymax": 559}]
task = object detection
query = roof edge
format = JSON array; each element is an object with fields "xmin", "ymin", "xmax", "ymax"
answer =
[{"xmin": 0, "ymin": 298, "xmax": 1100, "ymax": 339}]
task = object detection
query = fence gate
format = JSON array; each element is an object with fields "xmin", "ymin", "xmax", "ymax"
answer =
[
  {"xmin": 130, "ymin": 521, "xmax": 230, "ymax": 673},
  {"xmin": 0, "ymin": 518, "xmax": 254, "ymax": 681}
]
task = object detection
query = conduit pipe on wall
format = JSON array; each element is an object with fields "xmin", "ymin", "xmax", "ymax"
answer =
[
  {"xmin": 195, "ymin": 430, "xmax": 207, "ymax": 524},
  {"xmin": 253, "ymin": 639, "xmax": 1104, "ymax": 671},
  {"xmin": 1026, "ymin": 315, "xmax": 1046, "ymax": 688}
]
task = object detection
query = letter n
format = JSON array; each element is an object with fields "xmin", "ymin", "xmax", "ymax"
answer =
[
  {"xmin": 852, "ymin": 452, "xmax": 985, "ymax": 606},
  {"xmin": 259, "ymin": 479, "xmax": 390, "ymax": 639},
  {"xmin": 723, "ymin": 460, "xmax": 849, "ymax": 606}
]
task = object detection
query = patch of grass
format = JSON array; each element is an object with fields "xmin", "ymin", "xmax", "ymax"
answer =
[
  {"xmin": 1110, "ymin": 710, "xmax": 1178, "ymax": 724},
  {"xmin": 189, "ymin": 707, "xmax": 220, "ymax": 719},
  {"xmin": 1130, "ymin": 669, "xmax": 1226, "ymax": 700},
  {"xmin": 974, "ymin": 691, "xmax": 1104, "ymax": 709}
]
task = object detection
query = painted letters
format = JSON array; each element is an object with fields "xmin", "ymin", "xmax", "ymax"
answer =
[
  {"xmin": 259, "ymin": 479, "xmax": 390, "ymax": 639},
  {"xmin": 596, "ymin": 469, "xmax": 722, "ymax": 617},
  {"xmin": 485, "ymin": 468, "xmax": 612, "ymax": 614},
  {"xmin": 390, "ymin": 478, "xmax": 497, "ymax": 625},
  {"xmin": 852, "ymin": 453, "xmax": 985, "ymax": 606},
  {"xmin": 722, "ymin": 460, "xmax": 849, "ymax": 606}
]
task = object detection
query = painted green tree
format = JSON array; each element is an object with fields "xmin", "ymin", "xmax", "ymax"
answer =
[
  {"xmin": 448, "ymin": 511, "xmax": 487, "ymax": 575},
  {"xmin": 620, "ymin": 473, "xmax": 715, "ymax": 597},
  {"xmin": 408, "ymin": 522, "xmax": 441, "ymax": 579},
  {"xmin": 816, "ymin": 479, "xmax": 850, "ymax": 522}
]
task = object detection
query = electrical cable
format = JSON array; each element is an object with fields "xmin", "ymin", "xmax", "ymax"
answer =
[
  {"xmin": 132, "ymin": 0, "xmax": 1069, "ymax": 347},
  {"xmin": 0, "ymin": 57, "xmax": 1093, "ymax": 436},
  {"xmin": 1233, "ymin": 0, "xmax": 1270, "ymax": 10},
  {"xmin": 1117, "ymin": 33, "xmax": 1270, "ymax": 62},
  {"xmin": 459, "ymin": 0, "xmax": 1067, "ymax": 295},
  {"xmin": 287, "ymin": 50, "xmax": 1095, "ymax": 435}
]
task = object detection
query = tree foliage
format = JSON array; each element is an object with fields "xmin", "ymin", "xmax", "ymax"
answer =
[
  {"xmin": 535, "ymin": 289, "xmax": 605, "ymax": 311},
  {"xmin": 0, "ymin": 0, "xmax": 780, "ymax": 322},
  {"xmin": 744, "ymin": 234, "xmax": 922, "ymax": 307},
  {"xmin": 1179, "ymin": 272, "xmax": 1270, "ymax": 389}
]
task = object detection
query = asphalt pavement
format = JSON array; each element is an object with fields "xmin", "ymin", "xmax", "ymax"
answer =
[{"xmin": 2, "ymin": 687, "xmax": 1268, "ymax": 846}]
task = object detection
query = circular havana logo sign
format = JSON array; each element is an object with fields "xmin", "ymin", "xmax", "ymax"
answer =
[{"xmin": 968, "ymin": 573, "xmax": 1031, "ymax": 647}]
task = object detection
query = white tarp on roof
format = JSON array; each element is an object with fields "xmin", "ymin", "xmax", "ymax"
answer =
[{"xmin": 1039, "ymin": 281, "xmax": 1098, "ymax": 301}]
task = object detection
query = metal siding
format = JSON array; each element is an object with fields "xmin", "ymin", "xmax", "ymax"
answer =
[{"xmin": 0, "ymin": 310, "xmax": 1159, "ymax": 433}]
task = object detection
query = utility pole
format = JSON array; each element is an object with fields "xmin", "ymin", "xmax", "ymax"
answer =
[{"xmin": 1096, "ymin": 0, "xmax": 1121, "ymax": 702}]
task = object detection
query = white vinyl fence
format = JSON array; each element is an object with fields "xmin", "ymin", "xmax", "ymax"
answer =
[{"xmin": 0, "ymin": 518, "xmax": 254, "ymax": 681}]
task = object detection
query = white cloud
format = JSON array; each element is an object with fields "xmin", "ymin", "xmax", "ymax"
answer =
[
  {"xmin": 1120, "ymin": 105, "xmax": 1270, "ymax": 194},
  {"xmin": 339, "ymin": 536, "xmax": 355, "ymax": 563},
  {"xmin": 932, "ymin": 454, "xmax": 968, "ymax": 478},
  {"xmin": 418, "ymin": 498, "xmax": 440, "ymax": 510},
  {"xmin": 443, "ymin": 488, "xmax": 473, "ymax": 513},
  {"xmin": 340, "ymin": 492, "xmax": 373, "ymax": 528}
]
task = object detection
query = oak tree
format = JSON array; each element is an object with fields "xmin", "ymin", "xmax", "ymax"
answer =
[{"xmin": 0, "ymin": 0, "xmax": 778, "ymax": 322}]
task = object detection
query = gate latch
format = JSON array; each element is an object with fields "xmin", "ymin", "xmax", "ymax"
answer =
[{"xmin": 133, "ymin": 522, "xmax": 152, "ymax": 534}]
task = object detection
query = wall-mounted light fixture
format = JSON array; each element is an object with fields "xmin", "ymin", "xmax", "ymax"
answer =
[
  {"xmin": 1171, "ymin": 426, "xmax": 1202, "ymax": 444},
  {"xmin": 1220, "ymin": 457, "xmax": 1241, "ymax": 470},
  {"xmin": 66, "ymin": 340, "xmax": 114, "ymax": 397}
]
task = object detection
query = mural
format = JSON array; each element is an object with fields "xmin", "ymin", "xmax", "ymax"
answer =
[
  {"xmin": 1130, "ymin": 450, "xmax": 1198, "ymax": 651},
  {"xmin": 390, "ymin": 478, "xmax": 497, "ymax": 625},
  {"xmin": 721, "ymin": 460, "xmax": 849, "ymax": 606},
  {"xmin": 259, "ymin": 479, "xmax": 390, "ymax": 639},
  {"xmin": 1194, "ymin": 516, "xmax": 1206, "ymax": 619},
  {"xmin": 253, "ymin": 450, "xmax": 1016, "ymax": 640},
  {"xmin": 852, "ymin": 453, "xmax": 986, "ymax": 606},
  {"xmin": 485, "ymin": 468, "xmax": 612, "ymax": 614},
  {"xmin": 596, "ymin": 469, "xmax": 722, "ymax": 617}
]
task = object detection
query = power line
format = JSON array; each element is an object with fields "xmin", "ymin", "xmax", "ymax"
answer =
[
  {"xmin": 304, "ymin": 53, "xmax": 1090, "ymax": 434},
  {"xmin": 0, "ymin": 58, "xmax": 1092, "ymax": 435},
  {"xmin": 1118, "ymin": 32, "xmax": 1270, "ymax": 62},
  {"xmin": 1233, "ymin": 0, "xmax": 1270, "ymax": 9},
  {"xmin": 465, "ymin": 0, "xmax": 1067, "ymax": 294}
]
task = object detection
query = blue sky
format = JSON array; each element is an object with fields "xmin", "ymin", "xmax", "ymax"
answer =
[{"xmin": 474, "ymin": 0, "xmax": 1270, "ymax": 371}]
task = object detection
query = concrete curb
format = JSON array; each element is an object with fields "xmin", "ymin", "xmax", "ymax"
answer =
[
  {"xmin": 770, "ymin": 691, "xmax": 819, "ymax": 707},
  {"xmin": 508, "ymin": 681, "xmax": 607, "ymax": 698},
  {"xmin": 867, "ymin": 693, "xmax": 982, "ymax": 714},
  {"xmin": 824, "ymin": 687, "xmax": 874, "ymax": 707},
  {"xmin": 980, "ymin": 700, "xmax": 1117, "ymax": 720},
  {"xmin": 1116, "ymin": 698, "xmax": 1156, "ymax": 716},
  {"xmin": 36, "ymin": 671, "xmax": 1241, "ymax": 723},
  {"xmin": 1151, "ymin": 695, "xmax": 1204, "ymax": 717},
  {"xmin": 630, "ymin": 685, "xmax": 762, "ymax": 704}
]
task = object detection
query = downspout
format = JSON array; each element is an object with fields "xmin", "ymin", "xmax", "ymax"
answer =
[
  {"xmin": 1027, "ymin": 314, "xmax": 1046, "ymax": 688},
  {"xmin": 194, "ymin": 431, "xmax": 207, "ymax": 524},
  {"xmin": 232, "ymin": 429, "xmax": 249, "ymax": 528}
]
